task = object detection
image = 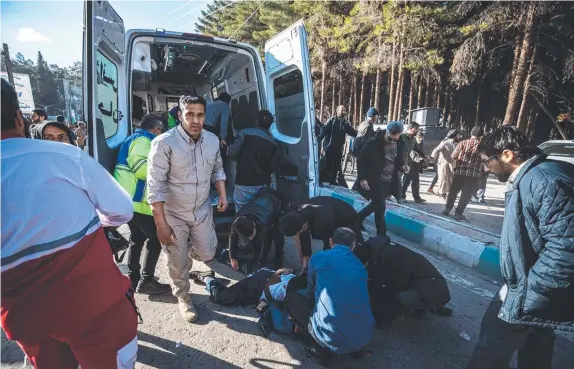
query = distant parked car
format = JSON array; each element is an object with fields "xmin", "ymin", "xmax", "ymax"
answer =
[{"xmin": 538, "ymin": 140, "xmax": 574, "ymax": 164}]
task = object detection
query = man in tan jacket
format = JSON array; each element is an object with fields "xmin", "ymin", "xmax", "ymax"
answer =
[{"xmin": 147, "ymin": 95, "xmax": 227, "ymax": 323}]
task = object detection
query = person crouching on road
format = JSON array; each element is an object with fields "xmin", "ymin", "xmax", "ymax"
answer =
[
  {"xmin": 280, "ymin": 196, "xmax": 364, "ymax": 274},
  {"xmin": 113, "ymin": 114, "xmax": 171, "ymax": 295},
  {"xmin": 468, "ymin": 126, "xmax": 574, "ymax": 369},
  {"xmin": 1, "ymin": 78, "xmax": 139, "ymax": 369},
  {"xmin": 147, "ymin": 95, "xmax": 228, "ymax": 323},
  {"xmin": 354, "ymin": 235, "xmax": 451, "ymax": 327},
  {"xmin": 227, "ymin": 188, "xmax": 288, "ymax": 275},
  {"xmin": 354, "ymin": 121, "xmax": 404, "ymax": 236},
  {"xmin": 284, "ymin": 227, "xmax": 374, "ymax": 366},
  {"xmin": 227, "ymin": 110, "xmax": 278, "ymax": 212}
]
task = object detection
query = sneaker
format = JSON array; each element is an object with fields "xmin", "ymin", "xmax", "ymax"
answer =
[
  {"xmin": 397, "ymin": 198, "xmax": 407, "ymax": 204},
  {"xmin": 189, "ymin": 270, "xmax": 215, "ymax": 285},
  {"xmin": 471, "ymin": 196, "xmax": 479, "ymax": 203},
  {"xmin": 414, "ymin": 198, "xmax": 427, "ymax": 204},
  {"xmin": 178, "ymin": 296, "xmax": 199, "ymax": 323},
  {"xmin": 453, "ymin": 213, "xmax": 467, "ymax": 222},
  {"xmin": 427, "ymin": 188, "xmax": 435, "ymax": 195},
  {"xmin": 441, "ymin": 209, "xmax": 450, "ymax": 216},
  {"xmin": 136, "ymin": 279, "xmax": 171, "ymax": 295},
  {"xmin": 478, "ymin": 198, "xmax": 487, "ymax": 205}
]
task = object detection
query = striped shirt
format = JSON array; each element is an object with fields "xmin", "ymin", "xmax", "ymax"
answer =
[{"xmin": 452, "ymin": 137, "xmax": 484, "ymax": 178}]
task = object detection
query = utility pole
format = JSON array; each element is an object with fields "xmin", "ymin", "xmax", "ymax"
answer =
[{"xmin": 2, "ymin": 43, "xmax": 15, "ymax": 85}]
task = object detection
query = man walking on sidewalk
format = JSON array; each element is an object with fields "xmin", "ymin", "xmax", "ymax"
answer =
[
  {"xmin": 401, "ymin": 131, "xmax": 428, "ymax": 204},
  {"xmin": 114, "ymin": 114, "xmax": 171, "ymax": 295},
  {"xmin": 397, "ymin": 122, "xmax": 426, "ymax": 204},
  {"xmin": 468, "ymin": 126, "xmax": 574, "ymax": 369},
  {"xmin": 441, "ymin": 126, "xmax": 484, "ymax": 221},
  {"xmin": 320, "ymin": 105, "xmax": 357, "ymax": 185},
  {"xmin": 147, "ymin": 95, "xmax": 228, "ymax": 323},
  {"xmin": 353, "ymin": 107, "xmax": 378, "ymax": 158}
]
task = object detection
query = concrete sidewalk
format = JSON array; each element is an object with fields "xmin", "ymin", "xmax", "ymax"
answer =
[{"xmin": 319, "ymin": 171, "xmax": 504, "ymax": 280}]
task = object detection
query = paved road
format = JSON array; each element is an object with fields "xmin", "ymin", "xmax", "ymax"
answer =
[
  {"xmin": 344, "ymin": 169, "xmax": 506, "ymax": 236},
  {"xmin": 3, "ymin": 221, "xmax": 573, "ymax": 369}
]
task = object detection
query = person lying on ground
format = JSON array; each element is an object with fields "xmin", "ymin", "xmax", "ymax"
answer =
[
  {"xmin": 228, "ymin": 187, "xmax": 289, "ymax": 275},
  {"xmin": 279, "ymin": 197, "xmax": 364, "ymax": 274},
  {"xmin": 284, "ymin": 227, "xmax": 374, "ymax": 367},
  {"xmin": 354, "ymin": 235, "xmax": 452, "ymax": 328}
]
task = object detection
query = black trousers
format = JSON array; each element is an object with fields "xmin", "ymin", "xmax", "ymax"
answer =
[
  {"xmin": 258, "ymin": 222, "xmax": 285, "ymax": 266},
  {"xmin": 127, "ymin": 212, "xmax": 162, "ymax": 283},
  {"xmin": 402, "ymin": 171, "xmax": 421, "ymax": 201},
  {"xmin": 324, "ymin": 150, "xmax": 343, "ymax": 185},
  {"xmin": 446, "ymin": 175, "xmax": 479, "ymax": 215},
  {"xmin": 357, "ymin": 179, "xmax": 391, "ymax": 235},
  {"xmin": 468, "ymin": 289, "xmax": 556, "ymax": 369}
]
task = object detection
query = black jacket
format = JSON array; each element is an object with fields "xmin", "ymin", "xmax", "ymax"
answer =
[
  {"xmin": 229, "ymin": 188, "xmax": 288, "ymax": 260},
  {"xmin": 498, "ymin": 155, "xmax": 574, "ymax": 332},
  {"xmin": 357, "ymin": 130, "xmax": 404, "ymax": 182},
  {"xmin": 320, "ymin": 116, "xmax": 357, "ymax": 153},
  {"xmin": 228, "ymin": 127, "xmax": 278, "ymax": 186},
  {"xmin": 355, "ymin": 235, "xmax": 450, "ymax": 322},
  {"xmin": 298, "ymin": 196, "xmax": 360, "ymax": 241}
]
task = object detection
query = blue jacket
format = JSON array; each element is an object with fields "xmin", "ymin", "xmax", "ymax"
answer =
[
  {"xmin": 306, "ymin": 245, "xmax": 374, "ymax": 354},
  {"xmin": 498, "ymin": 154, "xmax": 574, "ymax": 332}
]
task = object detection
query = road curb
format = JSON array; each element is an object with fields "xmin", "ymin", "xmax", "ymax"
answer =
[{"xmin": 318, "ymin": 186, "xmax": 502, "ymax": 281}]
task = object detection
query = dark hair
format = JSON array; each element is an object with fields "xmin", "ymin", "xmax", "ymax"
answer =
[
  {"xmin": 445, "ymin": 129, "xmax": 459, "ymax": 139},
  {"xmin": 471, "ymin": 125, "xmax": 484, "ymax": 137},
  {"xmin": 140, "ymin": 114, "xmax": 164, "ymax": 131},
  {"xmin": 37, "ymin": 121, "xmax": 77, "ymax": 145},
  {"xmin": 179, "ymin": 95, "xmax": 206, "ymax": 111},
  {"xmin": 32, "ymin": 108, "xmax": 48, "ymax": 120},
  {"xmin": 280, "ymin": 211, "xmax": 307, "ymax": 236},
  {"xmin": 56, "ymin": 115, "xmax": 65, "ymax": 123},
  {"xmin": 332, "ymin": 227, "xmax": 356, "ymax": 248},
  {"xmin": 408, "ymin": 122, "xmax": 420, "ymax": 130},
  {"xmin": 234, "ymin": 216, "xmax": 255, "ymax": 238},
  {"xmin": 257, "ymin": 110, "xmax": 274, "ymax": 130},
  {"xmin": 1, "ymin": 78, "xmax": 20, "ymax": 131},
  {"xmin": 477, "ymin": 126, "xmax": 542, "ymax": 163},
  {"xmin": 217, "ymin": 92, "xmax": 232, "ymax": 104}
]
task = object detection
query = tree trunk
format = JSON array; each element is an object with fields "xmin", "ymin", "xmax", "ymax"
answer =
[
  {"xmin": 353, "ymin": 75, "xmax": 359, "ymax": 126},
  {"xmin": 475, "ymin": 81, "xmax": 482, "ymax": 126},
  {"xmin": 388, "ymin": 39, "xmax": 397, "ymax": 122},
  {"xmin": 517, "ymin": 47, "xmax": 537, "ymax": 133},
  {"xmin": 408, "ymin": 72, "xmax": 415, "ymax": 122},
  {"xmin": 504, "ymin": 4, "xmax": 536, "ymax": 124},
  {"xmin": 338, "ymin": 72, "xmax": 343, "ymax": 106},
  {"xmin": 374, "ymin": 38, "xmax": 382, "ymax": 112},
  {"xmin": 348, "ymin": 74, "xmax": 355, "ymax": 125},
  {"xmin": 319, "ymin": 58, "xmax": 327, "ymax": 122},
  {"xmin": 417, "ymin": 73, "xmax": 424, "ymax": 108},
  {"xmin": 331, "ymin": 77, "xmax": 336, "ymax": 116},
  {"xmin": 436, "ymin": 79, "xmax": 443, "ymax": 110},
  {"xmin": 526, "ymin": 104, "xmax": 539, "ymax": 139},
  {"xmin": 393, "ymin": 43, "xmax": 405, "ymax": 121},
  {"xmin": 442, "ymin": 90, "xmax": 449, "ymax": 126},
  {"xmin": 531, "ymin": 93, "xmax": 568, "ymax": 139},
  {"xmin": 424, "ymin": 78, "xmax": 432, "ymax": 108},
  {"xmin": 359, "ymin": 71, "xmax": 367, "ymax": 121}
]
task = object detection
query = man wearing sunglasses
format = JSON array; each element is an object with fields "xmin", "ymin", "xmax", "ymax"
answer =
[
  {"xmin": 468, "ymin": 126, "xmax": 574, "ymax": 369},
  {"xmin": 113, "ymin": 114, "xmax": 171, "ymax": 295}
]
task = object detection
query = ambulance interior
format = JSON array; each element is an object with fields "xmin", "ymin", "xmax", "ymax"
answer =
[{"xmin": 129, "ymin": 37, "xmax": 262, "ymax": 235}]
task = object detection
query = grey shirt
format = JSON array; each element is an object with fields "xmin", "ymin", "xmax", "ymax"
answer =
[
  {"xmin": 147, "ymin": 125, "xmax": 226, "ymax": 221},
  {"xmin": 381, "ymin": 139, "xmax": 397, "ymax": 182}
]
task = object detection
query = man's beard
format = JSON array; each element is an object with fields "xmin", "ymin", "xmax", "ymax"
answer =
[
  {"xmin": 496, "ymin": 161, "xmax": 513, "ymax": 183},
  {"xmin": 496, "ymin": 173, "xmax": 511, "ymax": 183}
]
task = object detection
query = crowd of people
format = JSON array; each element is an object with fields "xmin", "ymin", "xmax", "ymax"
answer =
[{"xmin": 2, "ymin": 76, "xmax": 573, "ymax": 369}]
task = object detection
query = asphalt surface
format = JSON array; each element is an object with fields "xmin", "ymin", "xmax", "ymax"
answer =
[{"xmin": 3, "ymin": 219, "xmax": 574, "ymax": 369}]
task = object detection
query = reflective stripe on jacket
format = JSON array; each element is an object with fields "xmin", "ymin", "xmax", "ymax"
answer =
[{"xmin": 114, "ymin": 129, "xmax": 156, "ymax": 216}]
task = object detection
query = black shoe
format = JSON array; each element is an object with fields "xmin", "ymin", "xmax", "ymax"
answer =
[
  {"xmin": 414, "ymin": 198, "xmax": 427, "ymax": 204},
  {"xmin": 136, "ymin": 279, "xmax": 171, "ymax": 295},
  {"xmin": 127, "ymin": 275, "xmax": 139, "ymax": 291},
  {"xmin": 189, "ymin": 270, "xmax": 215, "ymax": 285},
  {"xmin": 430, "ymin": 306, "xmax": 453, "ymax": 316}
]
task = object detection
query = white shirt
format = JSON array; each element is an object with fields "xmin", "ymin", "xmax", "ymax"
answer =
[{"xmin": 1, "ymin": 138, "xmax": 133, "ymax": 272}]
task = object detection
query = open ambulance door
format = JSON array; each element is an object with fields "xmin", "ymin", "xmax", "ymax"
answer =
[
  {"xmin": 265, "ymin": 21, "xmax": 318, "ymax": 205},
  {"xmin": 83, "ymin": 0, "xmax": 129, "ymax": 172}
]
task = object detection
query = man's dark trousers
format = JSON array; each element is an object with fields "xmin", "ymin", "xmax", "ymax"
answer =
[
  {"xmin": 357, "ymin": 179, "xmax": 391, "ymax": 235},
  {"xmin": 402, "ymin": 170, "xmax": 422, "ymax": 201},
  {"xmin": 324, "ymin": 149, "xmax": 343, "ymax": 185},
  {"xmin": 468, "ymin": 289, "xmax": 555, "ymax": 369},
  {"xmin": 445, "ymin": 175, "xmax": 479, "ymax": 215},
  {"xmin": 127, "ymin": 212, "xmax": 162, "ymax": 284}
]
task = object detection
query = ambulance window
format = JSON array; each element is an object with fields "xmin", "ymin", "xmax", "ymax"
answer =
[
  {"xmin": 96, "ymin": 51, "xmax": 119, "ymax": 139},
  {"xmin": 273, "ymin": 69, "xmax": 305, "ymax": 138}
]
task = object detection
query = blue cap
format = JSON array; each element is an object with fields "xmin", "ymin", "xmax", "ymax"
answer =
[
  {"xmin": 386, "ymin": 121, "xmax": 404, "ymax": 134},
  {"xmin": 367, "ymin": 107, "xmax": 379, "ymax": 117}
]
